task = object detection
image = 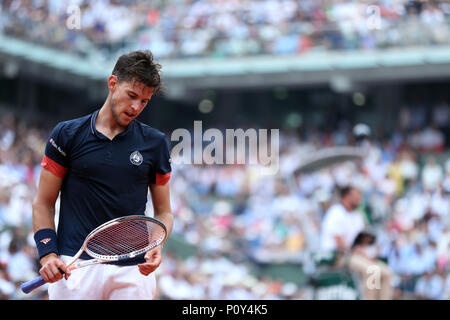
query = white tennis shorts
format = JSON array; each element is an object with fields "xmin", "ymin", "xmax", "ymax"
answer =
[{"xmin": 48, "ymin": 255, "xmax": 156, "ymax": 300}]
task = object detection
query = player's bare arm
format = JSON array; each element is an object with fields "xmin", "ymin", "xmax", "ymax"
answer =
[
  {"xmin": 149, "ymin": 183, "xmax": 173, "ymax": 236},
  {"xmin": 32, "ymin": 168, "xmax": 71, "ymax": 282},
  {"xmin": 138, "ymin": 183, "xmax": 172, "ymax": 276}
]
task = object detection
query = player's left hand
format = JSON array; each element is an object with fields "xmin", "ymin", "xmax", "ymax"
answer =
[{"xmin": 138, "ymin": 246, "xmax": 162, "ymax": 276}]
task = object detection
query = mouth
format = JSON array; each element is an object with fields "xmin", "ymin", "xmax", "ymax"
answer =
[{"xmin": 123, "ymin": 111, "xmax": 136, "ymax": 120}]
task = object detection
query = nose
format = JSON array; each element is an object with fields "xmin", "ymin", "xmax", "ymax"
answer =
[{"xmin": 130, "ymin": 102, "xmax": 140, "ymax": 112}]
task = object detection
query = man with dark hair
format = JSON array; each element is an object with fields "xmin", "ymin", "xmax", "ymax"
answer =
[
  {"xmin": 32, "ymin": 50, "xmax": 173, "ymax": 299},
  {"xmin": 112, "ymin": 50, "xmax": 163, "ymax": 94},
  {"xmin": 320, "ymin": 185, "xmax": 392, "ymax": 299},
  {"xmin": 321, "ymin": 186, "xmax": 364, "ymax": 252}
]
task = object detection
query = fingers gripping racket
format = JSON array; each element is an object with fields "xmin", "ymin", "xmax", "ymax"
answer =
[{"xmin": 21, "ymin": 215, "xmax": 167, "ymax": 294}]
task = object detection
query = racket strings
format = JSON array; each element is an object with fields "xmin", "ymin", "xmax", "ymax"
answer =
[
  {"xmin": 88, "ymin": 222, "xmax": 160, "ymax": 256},
  {"xmin": 86, "ymin": 220, "xmax": 165, "ymax": 257},
  {"xmin": 93, "ymin": 221, "xmax": 149, "ymax": 250}
]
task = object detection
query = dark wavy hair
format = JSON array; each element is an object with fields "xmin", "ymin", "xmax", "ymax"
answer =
[{"xmin": 112, "ymin": 50, "xmax": 163, "ymax": 94}]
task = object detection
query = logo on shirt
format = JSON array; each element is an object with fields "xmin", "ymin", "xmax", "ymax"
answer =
[
  {"xmin": 130, "ymin": 151, "xmax": 143, "ymax": 166},
  {"xmin": 49, "ymin": 138, "xmax": 67, "ymax": 157},
  {"xmin": 40, "ymin": 238, "xmax": 51, "ymax": 245}
]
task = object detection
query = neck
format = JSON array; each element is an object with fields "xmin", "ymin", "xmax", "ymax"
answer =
[
  {"xmin": 341, "ymin": 201, "xmax": 353, "ymax": 212},
  {"xmin": 96, "ymin": 97, "xmax": 125, "ymax": 139}
]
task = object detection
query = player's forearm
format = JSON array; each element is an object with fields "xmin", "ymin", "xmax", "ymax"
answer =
[
  {"xmin": 154, "ymin": 211, "xmax": 173, "ymax": 241},
  {"xmin": 32, "ymin": 199, "xmax": 56, "ymax": 232}
]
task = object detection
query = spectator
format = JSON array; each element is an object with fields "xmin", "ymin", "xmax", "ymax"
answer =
[
  {"xmin": 414, "ymin": 269, "xmax": 444, "ymax": 300},
  {"xmin": 349, "ymin": 232, "xmax": 393, "ymax": 300},
  {"xmin": 320, "ymin": 185, "xmax": 393, "ymax": 299},
  {"xmin": 444, "ymin": 272, "xmax": 450, "ymax": 299},
  {"xmin": 421, "ymin": 156, "xmax": 444, "ymax": 192},
  {"xmin": 320, "ymin": 186, "xmax": 366, "ymax": 252}
]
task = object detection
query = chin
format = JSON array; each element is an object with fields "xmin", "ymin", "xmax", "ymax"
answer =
[{"xmin": 120, "ymin": 119, "xmax": 130, "ymax": 127}]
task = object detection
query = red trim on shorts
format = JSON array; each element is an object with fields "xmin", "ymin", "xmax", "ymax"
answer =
[
  {"xmin": 155, "ymin": 172, "xmax": 171, "ymax": 186},
  {"xmin": 41, "ymin": 155, "xmax": 67, "ymax": 179}
]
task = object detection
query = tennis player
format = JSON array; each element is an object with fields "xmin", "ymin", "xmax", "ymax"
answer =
[{"xmin": 31, "ymin": 50, "xmax": 173, "ymax": 299}]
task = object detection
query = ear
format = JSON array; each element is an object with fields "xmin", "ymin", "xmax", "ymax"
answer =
[{"xmin": 108, "ymin": 75, "xmax": 119, "ymax": 91}]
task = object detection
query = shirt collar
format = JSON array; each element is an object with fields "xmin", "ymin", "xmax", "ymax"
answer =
[{"xmin": 90, "ymin": 109, "xmax": 134, "ymax": 140}]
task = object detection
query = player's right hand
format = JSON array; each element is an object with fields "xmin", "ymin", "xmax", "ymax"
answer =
[{"xmin": 39, "ymin": 253, "xmax": 71, "ymax": 282}]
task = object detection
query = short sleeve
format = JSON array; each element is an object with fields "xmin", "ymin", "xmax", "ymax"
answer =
[
  {"xmin": 149, "ymin": 135, "xmax": 172, "ymax": 186},
  {"xmin": 41, "ymin": 122, "xmax": 71, "ymax": 178}
]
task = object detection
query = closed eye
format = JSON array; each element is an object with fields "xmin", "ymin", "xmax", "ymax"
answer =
[{"xmin": 127, "ymin": 90, "xmax": 150, "ymax": 105}]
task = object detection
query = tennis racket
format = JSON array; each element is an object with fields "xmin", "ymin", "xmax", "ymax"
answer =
[{"xmin": 21, "ymin": 215, "xmax": 167, "ymax": 294}]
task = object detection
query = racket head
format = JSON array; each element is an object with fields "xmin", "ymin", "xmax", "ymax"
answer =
[{"xmin": 83, "ymin": 215, "xmax": 167, "ymax": 262}]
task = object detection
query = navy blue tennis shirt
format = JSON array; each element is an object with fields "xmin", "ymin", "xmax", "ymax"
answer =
[{"xmin": 41, "ymin": 109, "xmax": 171, "ymax": 264}]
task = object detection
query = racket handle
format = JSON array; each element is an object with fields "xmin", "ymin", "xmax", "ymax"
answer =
[{"xmin": 21, "ymin": 275, "xmax": 47, "ymax": 294}]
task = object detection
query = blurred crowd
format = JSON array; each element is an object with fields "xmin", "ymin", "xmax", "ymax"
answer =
[
  {"xmin": 0, "ymin": 98, "xmax": 449, "ymax": 300},
  {"xmin": 1, "ymin": 0, "xmax": 450, "ymax": 60}
]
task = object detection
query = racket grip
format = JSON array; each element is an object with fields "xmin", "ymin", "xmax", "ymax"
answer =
[{"xmin": 21, "ymin": 275, "xmax": 47, "ymax": 294}]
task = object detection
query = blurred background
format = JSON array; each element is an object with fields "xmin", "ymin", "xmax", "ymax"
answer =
[{"xmin": 0, "ymin": 0, "xmax": 449, "ymax": 300}]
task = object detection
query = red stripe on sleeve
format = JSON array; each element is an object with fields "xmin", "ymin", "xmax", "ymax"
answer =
[
  {"xmin": 41, "ymin": 155, "xmax": 67, "ymax": 179},
  {"xmin": 155, "ymin": 172, "xmax": 171, "ymax": 186}
]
